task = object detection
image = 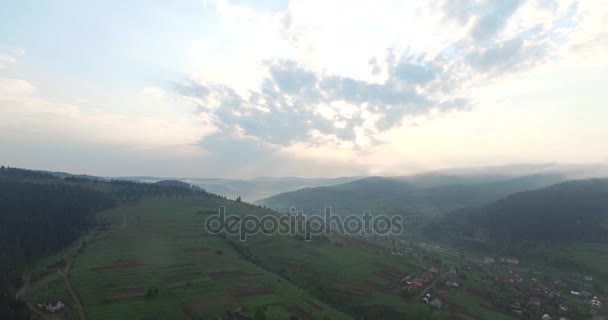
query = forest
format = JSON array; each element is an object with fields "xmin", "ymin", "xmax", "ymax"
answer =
[{"xmin": 0, "ymin": 167, "xmax": 207, "ymax": 319}]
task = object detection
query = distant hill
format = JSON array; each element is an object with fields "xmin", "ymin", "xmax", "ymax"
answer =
[
  {"xmin": 259, "ymin": 173, "xmax": 566, "ymax": 216},
  {"xmin": 153, "ymin": 179, "xmax": 191, "ymax": 189},
  {"xmin": 38, "ymin": 170, "xmax": 105, "ymax": 181},
  {"xmin": 123, "ymin": 176, "xmax": 365, "ymax": 202},
  {"xmin": 437, "ymin": 179, "xmax": 608, "ymax": 243}
]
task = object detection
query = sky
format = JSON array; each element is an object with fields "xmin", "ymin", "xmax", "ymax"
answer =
[{"xmin": 0, "ymin": 0, "xmax": 607, "ymax": 178}]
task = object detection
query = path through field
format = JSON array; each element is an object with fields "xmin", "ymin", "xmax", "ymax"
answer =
[
  {"xmin": 60, "ymin": 256, "xmax": 86, "ymax": 320},
  {"xmin": 18, "ymin": 209, "xmax": 129, "ymax": 320},
  {"xmin": 65, "ymin": 209, "xmax": 130, "ymax": 319}
]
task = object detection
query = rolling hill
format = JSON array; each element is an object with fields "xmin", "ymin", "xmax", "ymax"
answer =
[
  {"xmin": 438, "ymin": 178, "xmax": 608, "ymax": 244},
  {"xmin": 259, "ymin": 172, "xmax": 567, "ymax": 216},
  {"xmin": 3, "ymin": 167, "xmax": 448, "ymax": 320},
  {"xmin": 125, "ymin": 176, "xmax": 366, "ymax": 202}
]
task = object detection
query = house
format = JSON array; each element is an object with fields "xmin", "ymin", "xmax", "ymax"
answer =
[
  {"xmin": 570, "ymin": 290, "xmax": 580, "ymax": 296},
  {"xmin": 45, "ymin": 299, "xmax": 65, "ymax": 312},
  {"xmin": 584, "ymin": 275, "xmax": 593, "ymax": 281},
  {"xmin": 429, "ymin": 266, "xmax": 440, "ymax": 274},
  {"xmin": 483, "ymin": 257, "xmax": 495, "ymax": 264},
  {"xmin": 422, "ymin": 293, "xmax": 432, "ymax": 304},
  {"xmin": 558, "ymin": 304, "xmax": 568, "ymax": 312},
  {"xmin": 501, "ymin": 257, "xmax": 520, "ymax": 265},
  {"xmin": 590, "ymin": 297, "xmax": 601, "ymax": 309},
  {"xmin": 399, "ymin": 275, "xmax": 412, "ymax": 285},
  {"xmin": 412, "ymin": 278, "xmax": 424, "ymax": 288},
  {"xmin": 541, "ymin": 314, "xmax": 551, "ymax": 320},
  {"xmin": 506, "ymin": 274, "xmax": 522, "ymax": 283},
  {"xmin": 580, "ymin": 291, "xmax": 592, "ymax": 298},
  {"xmin": 429, "ymin": 298, "xmax": 442, "ymax": 309},
  {"xmin": 529, "ymin": 297, "xmax": 542, "ymax": 307}
]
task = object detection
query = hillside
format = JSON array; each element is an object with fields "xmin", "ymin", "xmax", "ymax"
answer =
[
  {"xmin": 5, "ymin": 167, "xmax": 607, "ymax": 320},
  {"xmin": 259, "ymin": 173, "xmax": 565, "ymax": 216},
  {"xmin": 437, "ymin": 178, "xmax": 608, "ymax": 244},
  {"xmin": 5, "ymin": 167, "xmax": 447, "ymax": 320}
]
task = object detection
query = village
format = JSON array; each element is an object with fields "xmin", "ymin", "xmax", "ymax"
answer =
[{"xmin": 386, "ymin": 240, "xmax": 606, "ymax": 320}]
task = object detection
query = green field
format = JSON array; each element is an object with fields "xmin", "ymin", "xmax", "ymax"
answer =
[
  {"xmin": 62, "ymin": 197, "xmax": 354, "ymax": 320},
  {"xmin": 22, "ymin": 191, "xmax": 608, "ymax": 320},
  {"xmin": 17, "ymin": 193, "xmax": 455, "ymax": 319}
]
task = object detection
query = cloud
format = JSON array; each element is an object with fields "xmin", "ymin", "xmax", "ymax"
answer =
[
  {"xmin": 469, "ymin": 0, "xmax": 525, "ymax": 43},
  {"xmin": 178, "ymin": 57, "xmax": 457, "ymax": 149},
  {"xmin": 0, "ymin": 78, "xmax": 34, "ymax": 94},
  {"xmin": 467, "ymin": 37, "xmax": 546, "ymax": 74},
  {"xmin": 0, "ymin": 53, "xmax": 17, "ymax": 69},
  {"xmin": 0, "ymin": 82, "xmax": 207, "ymax": 151},
  {"xmin": 142, "ymin": 86, "xmax": 166, "ymax": 98},
  {"xmin": 4, "ymin": 0, "xmax": 607, "ymax": 178},
  {"xmin": 172, "ymin": 0, "xmax": 600, "ymax": 154}
]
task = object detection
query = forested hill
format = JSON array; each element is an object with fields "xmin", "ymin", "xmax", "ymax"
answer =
[
  {"xmin": 437, "ymin": 178, "xmax": 608, "ymax": 244},
  {"xmin": 259, "ymin": 173, "xmax": 565, "ymax": 216},
  {"xmin": 0, "ymin": 166, "xmax": 209, "ymax": 319}
]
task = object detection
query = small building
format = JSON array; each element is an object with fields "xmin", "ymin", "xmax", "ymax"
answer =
[
  {"xmin": 429, "ymin": 298, "xmax": 442, "ymax": 309},
  {"xmin": 483, "ymin": 257, "xmax": 495, "ymax": 264},
  {"xmin": 422, "ymin": 293, "xmax": 431, "ymax": 304},
  {"xmin": 399, "ymin": 275, "xmax": 412, "ymax": 285},
  {"xmin": 412, "ymin": 278, "xmax": 424, "ymax": 288},
  {"xmin": 501, "ymin": 257, "xmax": 520, "ymax": 265},
  {"xmin": 584, "ymin": 275, "xmax": 593, "ymax": 281},
  {"xmin": 541, "ymin": 314, "xmax": 551, "ymax": 320},
  {"xmin": 529, "ymin": 297, "xmax": 542, "ymax": 307},
  {"xmin": 45, "ymin": 299, "xmax": 65, "ymax": 312}
]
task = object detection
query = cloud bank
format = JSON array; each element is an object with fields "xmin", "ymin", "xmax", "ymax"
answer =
[{"xmin": 178, "ymin": 0, "xmax": 605, "ymax": 153}]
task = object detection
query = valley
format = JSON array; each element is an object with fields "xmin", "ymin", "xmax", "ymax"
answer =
[{"xmin": 3, "ymin": 167, "xmax": 608, "ymax": 320}]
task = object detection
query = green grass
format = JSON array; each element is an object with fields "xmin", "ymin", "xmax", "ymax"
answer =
[
  {"xmin": 23, "ymin": 195, "xmax": 469, "ymax": 319},
  {"xmin": 65, "ymin": 197, "xmax": 353, "ymax": 320}
]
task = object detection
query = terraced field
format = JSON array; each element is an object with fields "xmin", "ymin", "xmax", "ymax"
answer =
[
  {"xmin": 65, "ymin": 198, "xmax": 352, "ymax": 320},
  {"xmin": 21, "ymin": 195, "xmax": 451, "ymax": 319}
]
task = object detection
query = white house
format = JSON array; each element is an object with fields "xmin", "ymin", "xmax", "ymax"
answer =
[{"xmin": 45, "ymin": 299, "xmax": 65, "ymax": 312}]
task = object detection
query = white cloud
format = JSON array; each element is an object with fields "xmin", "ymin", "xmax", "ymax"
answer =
[
  {"xmin": 3, "ymin": 1, "xmax": 608, "ymax": 177},
  {"xmin": 142, "ymin": 86, "xmax": 166, "ymax": 98},
  {"xmin": 176, "ymin": 0, "xmax": 608, "ymax": 153},
  {"xmin": 0, "ymin": 53, "xmax": 17, "ymax": 69},
  {"xmin": 0, "ymin": 78, "xmax": 34, "ymax": 94},
  {"xmin": 0, "ymin": 81, "xmax": 210, "ymax": 152}
]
